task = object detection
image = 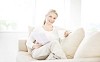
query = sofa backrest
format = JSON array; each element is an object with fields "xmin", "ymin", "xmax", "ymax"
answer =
[{"xmin": 18, "ymin": 40, "xmax": 28, "ymax": 52}]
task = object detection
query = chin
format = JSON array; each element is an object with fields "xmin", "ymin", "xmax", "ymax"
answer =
[{"xmin": 50, "ymin": 22, "xmax": 54, "ymax": 24}]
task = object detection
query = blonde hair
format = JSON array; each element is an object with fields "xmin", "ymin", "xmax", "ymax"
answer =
[{"xmin": 43, "ymin": 9, "xmax": 58, "ymax": 25}]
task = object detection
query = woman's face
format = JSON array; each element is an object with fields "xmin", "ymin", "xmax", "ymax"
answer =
[{"xmin": 46, "ymin": 12, "xmax": 58, "ymax": 24}]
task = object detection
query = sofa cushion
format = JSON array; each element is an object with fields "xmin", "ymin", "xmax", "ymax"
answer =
[
  {"xmin": 74, "ymin": 31, "xmax": 100, "ymax": 58},
  {"xmin": 16, "ymin": 51, "xmax": 36, "ymax": 62},
  {"xmin": 61, "ymin": 28, "xmax": 85, "ymax": 59}
]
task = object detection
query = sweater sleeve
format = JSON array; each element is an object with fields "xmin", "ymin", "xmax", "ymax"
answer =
[
  {"xmin": 54, "ymin": 26, "xmax": 66, "ymax": 39},
  {"xmin": 26, "ymin": 31, "xmax": 35, "ymax": 49}
]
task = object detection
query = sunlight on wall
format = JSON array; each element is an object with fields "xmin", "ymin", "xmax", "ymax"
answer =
[
  {"xmin": 81, "ymin": 0, "xmax": 100, "ymax": 33},
  {"xmin": 67, "ymin": 0, "xmax": 81, "ymax": 31}
]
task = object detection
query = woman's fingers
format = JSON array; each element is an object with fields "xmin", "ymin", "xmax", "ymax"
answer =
[{"xmin": 64, "ymin": 31, "xmax": 71, "ymax": 37}]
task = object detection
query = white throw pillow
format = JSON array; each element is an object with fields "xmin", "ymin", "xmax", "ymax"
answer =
[
  {"xmin": 61, "ymin": 28, "xmax": 85, "ymax": 59},
  {"xmin": 74, "ymin": 31, "xmax": 100, "ymax": 58}
]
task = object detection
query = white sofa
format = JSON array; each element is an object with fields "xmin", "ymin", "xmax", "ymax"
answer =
[{"xmin": 16, "ymin": 28, "xmax": 100, "ymax": 62}]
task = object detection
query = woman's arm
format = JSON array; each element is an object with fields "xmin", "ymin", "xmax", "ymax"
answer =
[
  {"xmin": 26, "ymin": 31, "xmax": 36, "ymax": 49},
  {"xmin": 55, "ymin": 26, "xmax": 71, "ymax": 38},
  {"xmin": 26, "ymin": 31, "xmax": 43, "ymax": 49}
]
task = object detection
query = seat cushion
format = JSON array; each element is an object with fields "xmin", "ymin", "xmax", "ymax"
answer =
[
  {"xmin": 16, "ymin": 51, "xmax": 36, "ymax": 62},
  {"xmin": 31, "ymin": 58, "xmax": 100, "ymax": 62},
  {"xmin": 61, "ymin": 28, "xmax": 85, "ymax": 59}
]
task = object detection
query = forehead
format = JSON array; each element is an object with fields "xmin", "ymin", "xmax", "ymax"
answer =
[{"xmin": 48, "ymin": 12, "xmax": 58, "ymax": 17}]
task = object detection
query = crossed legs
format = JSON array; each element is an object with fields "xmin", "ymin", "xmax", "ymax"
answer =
[{"xmin": 32, "ymin": 40, "xmax": 67, "ymax": 60}]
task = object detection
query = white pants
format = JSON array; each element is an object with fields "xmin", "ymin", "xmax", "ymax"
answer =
[{"xmin": 31, "ymin": 40, "xmax": 67, "ymax": 60}]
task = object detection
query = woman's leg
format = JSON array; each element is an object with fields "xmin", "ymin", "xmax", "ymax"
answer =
[
  {"xmin": 31, "ymin": 43, "xmax": 51, "ymax": 60},
  {"xmin": 32, "ymin": 40, "xmax": 67, "ymax": 60},
  {"xmin": 46, "ymin": 40, "xmax": 67, "ymax": 59}
]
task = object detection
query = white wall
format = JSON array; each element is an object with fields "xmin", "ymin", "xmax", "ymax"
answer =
[
  {"xmin": 70, "ymin": 0, "xmax": 81, "ymax": 30},
  {"xmin": 64, "ymin": 0, "xmax": 81, "ymax": 31},
  {"xmin": 81, "ymin": 0, "xmax": 100, "ymax": 35}
]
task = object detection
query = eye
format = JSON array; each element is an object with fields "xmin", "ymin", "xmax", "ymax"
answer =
[
  {"xmin": 49, "ymin": 16, "xmax": 52, "ymax": 17},
  {"xmin": 53, "ymin": 18, "xmax": 56, "ymax": 19}
]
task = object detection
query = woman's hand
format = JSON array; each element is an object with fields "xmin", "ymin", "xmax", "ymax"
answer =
[
  {"xmin": 32, "ymin": 42, "xmax": 43, "ymax": 49},
  {"xmin": 64, "ymin": 31, "xmax": 71, "ymax": 37}
]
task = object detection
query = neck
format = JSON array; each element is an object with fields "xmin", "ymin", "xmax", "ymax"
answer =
[
  {"xmin": 45, "ymin": 19, "xmax": 53, "ymax": 26},
  {"xmin": 43, "ymin": 23, "xmax": 53, "ymax": 31},
  {"xmin": 44, "ymin": 22, "xmax": 52, "ymax": 27}
]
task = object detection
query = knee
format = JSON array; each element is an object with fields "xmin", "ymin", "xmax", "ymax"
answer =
[
  {"xmin": 32, "ymin": 54, "xmax": 47, "ymax": 60},
  {"xmin": 31, "ymin": 49, "xmax": 49, "ymax": 60}
]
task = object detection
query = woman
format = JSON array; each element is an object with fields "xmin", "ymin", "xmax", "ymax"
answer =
[{"xmin": 26, "ymin": 9, "xmax": 70, "ymax": 60}]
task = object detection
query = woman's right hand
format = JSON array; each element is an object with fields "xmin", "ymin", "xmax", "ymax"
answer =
[{"xmin": 32, "ymin": 42, "xmax": 43, "ymax": 49}]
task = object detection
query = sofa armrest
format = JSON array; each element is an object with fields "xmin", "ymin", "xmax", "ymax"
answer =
[{"xmin": 18, "ymin": 40, "xmax": 28, "ymax": 52}]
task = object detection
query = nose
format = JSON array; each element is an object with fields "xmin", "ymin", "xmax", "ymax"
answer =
[{"xmin": 51, "ymin": 18, "xmax": 54, "ymax": 21}]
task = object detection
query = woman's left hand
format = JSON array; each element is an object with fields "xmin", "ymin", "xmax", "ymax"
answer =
[{"xmin": 64, "ymin": 31, "xmax": 71, "ymax": 37}]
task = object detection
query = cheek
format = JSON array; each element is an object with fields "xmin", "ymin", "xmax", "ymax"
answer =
[
  {"xmin": 51, "ymin": 20, "xmax": 55, "ymax": 23},
  {"xmin": 53, "ymin": 19, "xmax": 56, "ymax": 21},
  {"xmin": 46, "ymin": 17, "xmax": 50, "ymax": 20}
]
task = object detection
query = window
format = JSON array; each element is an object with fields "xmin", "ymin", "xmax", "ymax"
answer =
[{"xmin": 0, "ymin": 0, "xmax": 35, "ymax": 32}]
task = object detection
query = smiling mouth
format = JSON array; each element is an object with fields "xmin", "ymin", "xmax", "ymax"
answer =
[{"xmin": 49, "ymin": 20, "xmax": 54, "ymax": 23}]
